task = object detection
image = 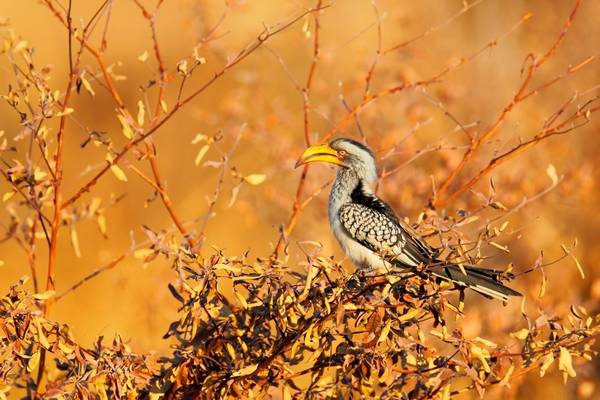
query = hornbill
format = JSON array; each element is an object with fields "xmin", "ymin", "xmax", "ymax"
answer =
[{"xmin": 295, "ymin": 137, "xmax": 521, "ymax": 301}]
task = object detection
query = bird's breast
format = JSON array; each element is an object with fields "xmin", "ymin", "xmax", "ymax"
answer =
[{"xmin": 329, "ymin": 203, "xmax": 390, "ymax": 271}]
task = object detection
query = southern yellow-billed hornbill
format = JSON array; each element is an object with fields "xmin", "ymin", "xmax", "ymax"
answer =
[{"xmin": 296, "ymin": 138, "xmax": 521, "ymax": 301}]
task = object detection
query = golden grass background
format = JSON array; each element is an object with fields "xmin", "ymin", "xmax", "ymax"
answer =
[{"xmin": 1, "ymin": 0, "xmax": 599, "ymax": 398}]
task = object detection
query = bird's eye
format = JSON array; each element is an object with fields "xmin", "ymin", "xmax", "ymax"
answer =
[{"xmin": 338, "ymin": 150, "xmax": 347, "ymax": 158}]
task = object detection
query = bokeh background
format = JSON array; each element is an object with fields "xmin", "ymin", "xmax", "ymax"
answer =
[{"xmin": 1, "ymin": 0, "xmax": 599, "ymax": 398}]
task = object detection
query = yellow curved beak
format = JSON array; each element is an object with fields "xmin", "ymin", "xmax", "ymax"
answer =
[{"xmin": 295, "ymin": 144, "xmax": 347, "ymax": 168}]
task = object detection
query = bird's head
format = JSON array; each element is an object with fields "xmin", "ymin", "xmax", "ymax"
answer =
[{"xmin": 295, "ymin": 138, "xmax": 377, "ymax": 184}]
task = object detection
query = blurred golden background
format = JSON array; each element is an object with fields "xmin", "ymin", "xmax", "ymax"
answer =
[{"xmin": 1, "ymin": 0, "xmax": 599, "ymax": 398}]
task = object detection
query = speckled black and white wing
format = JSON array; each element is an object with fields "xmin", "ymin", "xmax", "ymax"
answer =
[{"xmin": 338, "ymin": 192, "xmax": 437, "ymax": 268}]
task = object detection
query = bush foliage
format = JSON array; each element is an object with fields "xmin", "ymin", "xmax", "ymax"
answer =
[{"xmin": 0, "ymin": 0, "xmax": 599, "ymax": 399}]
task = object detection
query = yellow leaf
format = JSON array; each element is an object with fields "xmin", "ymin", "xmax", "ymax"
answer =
[
  {"xmin": 539, "ymin": 272, "xmax": 547, "ymax": 298},
  {"xmin": 377, "ymin": 320, "xmax": 392, "ymax": 343},
  {"xmin": 245, "ymin": 174, "xmax": 266, "ymax": 185},
  {"xmin": 134, "ymin": 249, "xmax": 154, "ymax": 260},
  {"xmin": 511, "ymin": 328, "xmax": 529, "ymax": 340},
  {"xmin": 2, "ymin": 191, "xmax": 15, "ymax": 202},
  {"xmin": 490, "ymin": 241, "xmax": 510, "ymax": 253},
  {"xmin": 97, "ymin": 214, "xmax": 107, "ymax": 236},
  {"xmin": 539, "ymin": 353, "xmax": 554, "ymax": 377},
  {"xmin": 572, "ymin": 255, "xmax": 585, "ymax": 279},
  {"xmin": 234, "ymin": 290, "xmax": 248, "ymax": 309},
  {"xmin": 558, "ymin": 347, "xmax": 576, "ymax": 379},
  {"xmin": 70, "ymin": 226, "xmax": 81, "ymax": 258},
  {"xmin": 546, "ymin": 164, "xmax": 558, "ymax": 185},
  {"xmin": 441, "ymin": 384, "xmax": 451, "ymax": 400},
  {"xmin": 282, "ymin": 386, "xmax": 292, "ymax": 400},
  {"xmin": 35, "ymin": 318, "xmax": 51, "ymax": 349},
  {"xmin": 561, "ymin": 243, "xmax": 585, "ymax": 280},
  {"xmin": 160, "ymin": 100, "xmax": 168, "ymax": 113},
  {"xmin": 137, "ymin": 100, "xmax": 145, "ymax": 126},
  {"xmin": 117, "ymin": 114, "xmax": 134, "ymax": 139},
  {"xmin": 194, "ymin": 145, "xmax": 210, "ymax": 166},
  {"xmin": 470, "ymin": 344, "xmax": 491, "ymax": 373},
  {"xmin": 32, "ymin": 290, "xmax": 55, "ymax": 300},
  {"xmin": 231, "ymin": 363, "xmax": 258, "ymax": 377},
  {"xmin": 27, "ymin": 352, "xmax": 40, "ymax": 372},
  {"xmin": 473, "ymin": 337, "xmax": 497, "ymax": 348},
  {"xmin": 58, "ymin": 340, "xmax": 75, "ymax": 354},
  {"xmin": 88, "ymin": 197, "xmax": 102, "ymax": 214},
  {"xmin": 81, "ymin": 75, "xmax": 95, "ymax": 96},
  {"xmin": 499, "ymin": 365, "xmax": 515, "ymax": 386},
  {"xmin": 191, "ymin": 133, "xmax": 207, "ymax": 144},
  {"xmin": 458, "ymin": 215, "xmax": 479, "ymax": 226},
  {"xmin": 138, "ymin": 50, "xmax": 149, "ymax": 62},
  {"xmin": 55, "ymin": 107, "xmax": 74, "ymax": 117},
  {"xmin": 226, "ymin": 343, "xmax": 236, "ymax": 360},
  {"xmin": 399, "ymin": 308, "xmax": 420, "ymax": 322},
  {"xmin": 13, "ymin": 40, "xmax": 28, "ymax": 53},
  {"xmin": 110, "ymin": 165, "xmax": 128, "ymax": 182}
]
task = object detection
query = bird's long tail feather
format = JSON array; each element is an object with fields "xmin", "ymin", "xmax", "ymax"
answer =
[{"xmin": 429, "ymin": 263, "xmax": 521, "ymax": 302}]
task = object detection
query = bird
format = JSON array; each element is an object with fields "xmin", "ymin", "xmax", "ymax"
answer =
[{"xmin": 295, "ymin": 137, "xmax": 521, "ymax": 301}]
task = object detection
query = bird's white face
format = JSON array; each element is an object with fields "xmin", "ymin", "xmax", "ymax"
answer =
[{"xmin": 296, "ymin": 138, "xmax": 378, "ymax": 183}]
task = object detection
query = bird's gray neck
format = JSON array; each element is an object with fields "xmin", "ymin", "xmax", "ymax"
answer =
[{"xmin": 328, "ymin": 168, "xmax": 373, "ymax": 224}]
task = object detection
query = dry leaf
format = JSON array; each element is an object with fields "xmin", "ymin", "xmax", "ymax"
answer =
[
  {"xmin": 228, "ymin": 184, "xmax": 241, "ymax": 208},
  {"xmin": 195, "ymin": 145, "xmax": 210, "ymax": 166},
  {"xmin": 499, "ymin": 365, "xmax": 515, "ymax": 386},
  {"xmin": 55, "ymin": 107, "xmax": 74, "ymax": 117},
  {"xmin": 558, "ymin": 347, "xmax": 577, "ymax": 380},
  {"xmin": 27, "ymin": 352, "xmax": 40, "ymax": 373},
  {"xmin": 137, "ymin": 100, "xmax": 145, "ymax": 126},
  {"xmin": 117, "ymin": 114, "xmax": 134, "ymax": 139},
  {"xmin": 546, "ymin": 164, "xmax": 558, "ymax": 185},
  {"xmin": 97, "ymin": 214, "xmax": 107, "ymax": 237},
  {"xmin": 191, "ymin": 133, "xmax": 207, "ymax": 144},
  {"xmin": 231, "ymin": 363, "xmax": 258, "ymax": 377},
  {"xmin": 138, "ymin": 50, "xmax": 149, "ymax": 62},
  {"xmin": 2, "ymin": 191, "xmax": 15, "ymax": 202},
  {"xmin": 441, "ymin": 385, "xmax": 451, "ymax": 400},
  {"xmin": 470, "ymin": 344, "xmax": 491, "ymax": 373},
  {"xmin": 134, "ymin": 249, "xmax": 154, "ymax": 260},
  {"xmin": 81, "ymin": 75, "xmax": 95, "ymax": 96},
  {"xmin": 540, "ymin": 353, "xmax": 554, "ymax": 377},
  {"xmin": 33, "ymin": 290, "xmax": 55, "ymax": 300},
  {"xmin": 35, "ymin": 318, "xmax": 50, "ymax": 349},
  {"xmin": 70, "ymin": 225, "xmax": 81, "ymax": 258},
  {"xmin": 377, "ymin": 320, "xmax": 392, "ymax": 343},
  {"xmin": 511, "ymin": 328, "xmax": 529, "ymax": 340},
  {"xmin": 245, "ymin": 174, "xmax": 266, "ymax": 185},
  {"xmin": 110, "ymin": 165, "xmax": 128, "ymax": 182}
]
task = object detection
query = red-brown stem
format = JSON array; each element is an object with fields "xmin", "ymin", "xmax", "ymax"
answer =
[
  {"xmin": 59, "ymin": 6, "xmax": 325, "ymax": 210},
  {"xmin": 321, "ymin": 12, "xmax": 532, "ymax": 144},
  {"xmin": 146, "ymin": 143, "xmax": 196, "ymax": 248},
  {"xmin": 35, "ymin": 1, "xmax": 110, "ymax": 394},
  {"xmin": 133, "ymin": 0, "xmax": 167, "ymax": 120},
  {"xmin": 54, "ymin": 253, "xmax": 127, "ymax": 301},
  {"xmin": 272, "ymin": 0, "xmax": 323, "ymax": 258},
  {"xmin": 437, "ymin": 101, "xmax": 600, "ymax": 207},
  {"xmin": 28, "ymin": 219, "xmax": 39, "ymax": 293},
  {"xmin": 431, "ymin": 0, "xmax": 582, "ymax": 208}
]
